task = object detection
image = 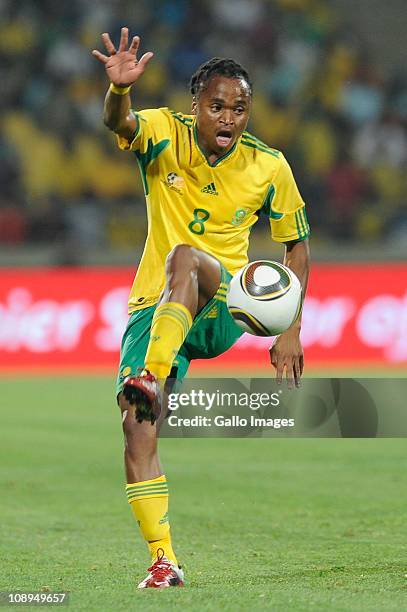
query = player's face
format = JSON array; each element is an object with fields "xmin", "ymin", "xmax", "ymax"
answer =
[{"xmin": 193, "ymin": 76, "xmax": 251, "ymax": 160}]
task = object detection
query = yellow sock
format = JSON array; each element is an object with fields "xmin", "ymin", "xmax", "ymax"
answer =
[
  {"xmin": 145, "ymin": 302, "xmax": 193, "ymax": 380},
  {"xmin": 126, "ymin": 475, "xmax": 178, "ymax": 564}
]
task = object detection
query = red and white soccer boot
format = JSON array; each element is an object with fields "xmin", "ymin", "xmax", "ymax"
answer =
[
  {"xmin": 137, "ymin": 549, "xmax": 185, "ymax": 589},
  {"xmin": 123, "ymin": 369, "xmax": 161, "ymax": 424}
]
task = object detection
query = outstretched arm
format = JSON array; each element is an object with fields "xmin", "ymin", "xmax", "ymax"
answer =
[
  {"xmin": 92, "ymin": 27, "xmax": 154, "ymax": 140},
  {"xmin": 269, "ymin": 238, "xmax": 310, "ymax": 387}
]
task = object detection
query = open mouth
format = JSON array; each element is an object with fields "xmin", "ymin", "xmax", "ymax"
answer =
[{"xmin": 216, "ymin": 129, "xmax": 233, "ymax": 148}]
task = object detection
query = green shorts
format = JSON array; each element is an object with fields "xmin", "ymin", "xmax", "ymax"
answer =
[{"xmin": 116, "ymin": 267, "xmax": 243, "ymax": 395}]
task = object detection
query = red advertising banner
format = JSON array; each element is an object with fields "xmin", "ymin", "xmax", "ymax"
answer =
[
  {"xmin": 0, "ymin": 265, "xmax": 406, "ymax": 371},
  {"xmin": 215, "ymin": 263, "xmax": 407, "ymax": 370}
]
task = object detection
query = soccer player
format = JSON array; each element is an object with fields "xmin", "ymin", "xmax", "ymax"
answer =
[{"xmin": 92, "ymin": 27, "xmax": 310, "ymax": 588}]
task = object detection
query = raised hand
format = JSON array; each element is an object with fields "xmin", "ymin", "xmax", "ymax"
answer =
[{"xmin": 92, "ymin": 27, "xmax": 153, "ymax": 87}]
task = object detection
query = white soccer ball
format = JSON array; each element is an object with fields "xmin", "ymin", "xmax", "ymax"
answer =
[{"xmin": 226, "ymin": 260, "xmax": 302, "ymax": 336}]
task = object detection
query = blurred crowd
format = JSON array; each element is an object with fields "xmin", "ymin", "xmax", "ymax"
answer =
[{"xmin": 0, "ymin": 0, "xmax": 406, "ymax": 257}]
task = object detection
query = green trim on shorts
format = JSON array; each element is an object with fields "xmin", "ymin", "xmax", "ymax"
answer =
[{"xmin": 116, "ymin": 266, "xmax": 242, "ymax": 396}]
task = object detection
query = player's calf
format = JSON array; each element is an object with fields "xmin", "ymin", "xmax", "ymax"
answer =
[{"xmin": 119, "ymin": 392, "xmax": 161, "ymax": 483}]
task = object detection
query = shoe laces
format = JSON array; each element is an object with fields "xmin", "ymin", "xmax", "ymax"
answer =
[{"xmin": 148, "ymin": 548, "xmax": 173, "ymax": 581}]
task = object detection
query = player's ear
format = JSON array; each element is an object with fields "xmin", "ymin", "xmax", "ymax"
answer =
[{"xmin": 191, "ymin": 96, "xmax": 197, "ymax": 114}]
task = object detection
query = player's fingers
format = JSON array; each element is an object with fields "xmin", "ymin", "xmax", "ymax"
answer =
[
  {"xmin": 286, "ymin": 362, "xmax": 295, "ymax": 389},
  {"xmin": 118, "ymin": 26, "xmax": 129, "ymax": 52},
  {"xmin": 101, "ymin": 32, "xmax": 116, "ymax": 55},
  {"xmin": 137, "ymin": 51, "xmax": 154, "ymax": 69},
  {"xmin": 299, "ymin": 354, "xmax": 304, "ymax": 376},
  {"xmin": 91, "ymin": 50, "xmax": 109, "ymax": 64},
  {"xmin": 128, "ymin": 35, "xmax": 140, "ymax": 56},
  {"xmin": 275, "ymin": 360, "xmax": 284, "ymax": 386},
  {"xmin": 293, "ymin": 358, "xmax": 301, "ymax": 387},
  {"xmin": 269, "ymin": 347, "xmax": 277, "ymax": 367}
]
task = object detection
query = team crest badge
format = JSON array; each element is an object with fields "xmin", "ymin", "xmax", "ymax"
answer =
[
  {"xmin": 231, "ymin": 208, "xmax": 249, "ymax": 226},
  {"xmin": 162, "ymin": 172, "xmax": 185, "ymax": 194}
]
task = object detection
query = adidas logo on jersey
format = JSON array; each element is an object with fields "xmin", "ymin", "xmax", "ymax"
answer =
[{"xmin": 201, "ymin": 182, "xmax": 218, "ymax": 195}]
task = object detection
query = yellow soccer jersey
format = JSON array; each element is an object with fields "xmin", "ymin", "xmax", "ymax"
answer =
[{"xmin": 117, "ymin": 107, "xmax": 309, "ymax": 313}]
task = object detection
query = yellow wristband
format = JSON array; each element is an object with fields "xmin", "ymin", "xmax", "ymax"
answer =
[{"xmin": 109, "ymin": 83, "xmax": 132, "ymax": 95}]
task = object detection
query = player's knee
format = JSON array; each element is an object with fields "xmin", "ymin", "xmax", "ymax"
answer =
[
  {"xmin": 119, "ymin": 393, "xmax": 157, "ymax": 450},
  {"xmin": 165, "ymin": 244, "xmax": 199, "ymax": 276},
  {"xmin": 118, "ymin": 392, "xmax": 131, "ymax": 414},
  {"xmin": 119, "ymin": 394, "xmax": 139, "ymax": 435}
]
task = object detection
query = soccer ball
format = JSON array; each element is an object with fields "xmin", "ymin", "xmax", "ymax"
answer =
[{"xmin": 226, "ymin": 260, "xmax": 302, "ymax": 336}]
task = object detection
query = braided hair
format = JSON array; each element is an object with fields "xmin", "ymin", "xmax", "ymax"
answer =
[{"xmin": 190, "ymin": 58, "xmax": 252, "ymax": 97}]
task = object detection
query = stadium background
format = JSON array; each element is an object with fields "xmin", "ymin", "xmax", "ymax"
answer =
[
  {"xmin": 1, "ymin": 2, "xmax": 406, "ymax": 609},
  {"xmin": 0, "ymin": 0, "xmax": 406, "ymax": 373}
]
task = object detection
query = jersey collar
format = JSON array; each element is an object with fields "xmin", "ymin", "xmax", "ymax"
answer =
[{"xmin": 193, "ymin": 122, "xmax": 239, "ymax": 167}]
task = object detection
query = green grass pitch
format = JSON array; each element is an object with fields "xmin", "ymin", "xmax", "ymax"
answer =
[{"xmin": 1, "ymin": 375, "xmax": 406, "ymax": 611}]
